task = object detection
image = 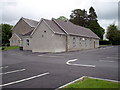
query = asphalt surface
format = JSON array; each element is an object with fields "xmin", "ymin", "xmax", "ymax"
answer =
[{"xmin": 1, "ymin": 46, "xmax": 119, "ymax": 89}]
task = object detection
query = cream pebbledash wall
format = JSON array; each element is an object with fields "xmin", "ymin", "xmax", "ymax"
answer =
[
  {"xmin": 12, "ymin": 18, "xmax": 33, "ymax": 35},
  {"xmin": 9, "ymin": 33, "xmax": 22, "ymax": 46},
  {"xmin": 67, "ymin": 35, "xmax": 99, "ymax": 51},
  {"xmin": 22, "ymin": 37, "xmax": 31, "ymax": 50},
  {"xmin": 31, "ymin": 20, "xmax": 66, "ymax": 52},
  {"xmin": 53, "ymin": 34, "xmax": 66, "ymax": 52}
]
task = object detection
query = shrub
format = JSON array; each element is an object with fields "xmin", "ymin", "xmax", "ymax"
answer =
[
  {"xmin": 2, "ymin": 47, "xmax": 5, "ymax": 50},
  {"xmin": 99, "ymin": 40, "xmax": 111, "ymax": 45}
]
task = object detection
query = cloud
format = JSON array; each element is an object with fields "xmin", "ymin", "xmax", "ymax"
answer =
[
  {"xmin": 1, "ymin": 0, "xmax": 119, "ymax": 29},
  {"xmin": 92, "ymin": 2, "xmax": 118, "ymax": 20},
  {"xmin": 118, "ymin": 1, "xmax": 120, "ymax": 29},
  {"xmin": 98, "ymin": 19, "xmax": 118, "ymax": 29}
]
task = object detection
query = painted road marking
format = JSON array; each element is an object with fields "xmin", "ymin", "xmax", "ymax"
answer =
[
  {"xmin": 89, "ymin": 76, "xmax": 119, "ymax": 83},
  {"xmin": 85, "ymin": 46, "xmax": 114, "ymax": 52},
  {"xmin": 54, "ymin": 54, "xmax": 73, "ymax": 56},
  {"xmin": 99, "ymin": 60, "xmax": 116, "ymax": 63},
  {"xmin": 38, "ymin": 55, "xmax": 64, "ymax": 58},
  {"xmin": 0, "ymin": 72, "xmax": 49, "ymax": 87},
  {"xmin": 66, "ymin": 59, "xmax": 96, "ymax": 68},
  {"xmin": 106, "ymin": 57, "xmax": 118, "ymax": 59},
  {"xmin": 100, "ymin": 46, "xmax": 114, "ymax": 50},
  {"xmin": 0, "ymin": 69, "xmax": 26, "ymax": 75},
  {"xmin": 56, "ymin": 76, "xmax": 86, "ymax": 89},
  {"xmin": 0, "ymin": 66, "xmax": 8, "ymax": 69}
]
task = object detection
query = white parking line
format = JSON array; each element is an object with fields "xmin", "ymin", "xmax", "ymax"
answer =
[
  {"xmin": 66, "ymin": 59, "xmax": 96, "ymax": 68},
  {"xmin": 56, "ymin": 76, "xmax": 119, "ymax": 89},
  {"xmin": 0, "ymin": 69, "xmax": 26, "ymax": 75},
  {"xmin": 56, "ymin": 76, "xmax": 86, "ymax": 89},
  {"xmin": 99, "ymin": 46, "xmax": 114, "ymax": 50},
  {"xmin": 55, "ymin": 54, "xmax": 73, "ymax": 56},
  {"xmin": 89, "ymin": 76, "xmax": 119, "ymax": 83},
  {"xmin": 0, "ymin": 66, "xmax": 8, "ymax": 69},
  {"xmin": 99, "ymin": 60, "xmax": 116, "ymax": 63},
  {"xmin": 0, "ymin": 72, "xmax": 49, "ymax": 87},
  {"xmin": 106, "ymin": 57, "xmax": 118, "ymax": 59},
  {"xmin": 38, "ymin": 55, "xmax": 44, "ymax": 56},
  {"xmin": 38, "ymin": 55, "xmax": 64, "ymax": 58}
]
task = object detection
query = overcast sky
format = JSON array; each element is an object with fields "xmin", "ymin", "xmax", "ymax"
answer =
[{"xmin": 0, "ymin": 0, "xmax": 119, "ymax": 30}]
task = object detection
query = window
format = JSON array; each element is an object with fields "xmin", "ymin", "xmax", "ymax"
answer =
[
  {"xmin": 42, "ymin": 35, "xmax": 44, "ymax": 37},
  {"xmin": 18, "ymin": 40, "xmax": 20, "ymax": 43},
  {"xmin": 73, "ymin": 37, "xmax": 76, "ymax": 47},
  {"xmin": 90, "ymin": 38, "xmax": 92, "ymax": 41},
  {"xmin": 79, "ymin": 38, "xmax": 82, "ymax": 46},
  {"xmin": 26, "ymin": 39, "xmax": 29, "ymax": 46},
  {"xmin": 85, "ymin": 42, "xmax": 87, "ymax": 47},
  {"xmin": 85, "ymin": 38, "xmax": 87, "ymax": 47},
  {"xmin": 44, "ymin": 30, "xmax": 46, "ymax": 33}
]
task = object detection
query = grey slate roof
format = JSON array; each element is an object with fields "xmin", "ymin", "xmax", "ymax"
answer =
[
  {"xmin": 20, "ymin": 17, "xmax": 99, "ymax": 39},
  {"xmin": 43, "ymin": 19, "xmax": 65, "ymax": 34},
  {"xmin": 23, "ymin": 30, "xmax": 33, "ymax": 36},
  {"xmin": 15, "ymin": 33, "xmax": 23, "ymax": 39},
  {"xmin": 52, "ymin": 18, "xmax": 99, "ymax": 39},
  {"xmin": 22, "ymin": 17, "xmax": 39, "ymax": 28}
]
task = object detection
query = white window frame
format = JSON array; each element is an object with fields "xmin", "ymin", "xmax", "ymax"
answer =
[
  {"xmin": 73, "ymin": 37, "xmax": 76, "ymax": 47},
  {"xmin": 26, "ymin": 39, "xmax": 29, "ymax": 46}
]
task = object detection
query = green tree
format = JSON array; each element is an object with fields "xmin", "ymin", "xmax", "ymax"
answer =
[
  {"xmin": 57, "ymin": 16, "xmax": 68, "ymax": 21},
  {"xmin": 0, "ymin": 24, "xmax": 2, "ymax": 46},
  {"xmin": 87, "ymin": 7, "xmax": 104, "ymax": 39},
  {"xmin": 69, "ymin": 7, "xmax": 105, "ymax": 40},
  {"xmin": 88, "ymin": 7, "xmax": 97, "ymax": 21},
  {"xmin": 0, "ymin": 24, "xmax": 13, "ymax": 46},
  {"xmin": 69, "ymin": 9, "xmax": 88, "ymax": 27},
  {"xmin": 87, "ymin": 20, "xmax": 104, "ymax": 39},
  {"xmin": 106, "ymin": 24, "xmax": 120, "ymax": 45}
]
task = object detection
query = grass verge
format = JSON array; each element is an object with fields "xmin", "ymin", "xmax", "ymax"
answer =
[
  {"xmin": 0, "ymin": 46, "xmax": 19, "ymax": 51},
  {"xmin": 100, "ymin": 45, "xmax": 111, "ymax": 47},
  {"xmin": 60, "ymin": 77, "xmax": 119, "ymax": 89}
]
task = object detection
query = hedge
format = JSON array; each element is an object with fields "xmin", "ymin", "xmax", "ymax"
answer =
[{"xmin": 99, "ymin": 40, "xmax": 111, "ymax": 45}]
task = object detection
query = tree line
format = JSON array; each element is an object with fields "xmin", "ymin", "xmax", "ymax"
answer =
[
  {"xmin": 106, "ymin": 24, "xmax": 120, "ymax": 45},
  {"xmin": 0, "ymin": 7, "xmax": 120, "ymax": 46},
  {"xmin": 69, "ymin": 7, "xmax": 105, "ymax": 40},
  {"xmin": 58, "ymin": 7, "xmax": 120, "ymax": 45},
  {"xmin": 0, "ymin": 24, "xmax": 13, "ymax": 46}
]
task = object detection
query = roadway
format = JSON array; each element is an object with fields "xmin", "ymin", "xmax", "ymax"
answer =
[{"xmin": 1, "ymin": 46, "xmax": 119, "ymax": 89}]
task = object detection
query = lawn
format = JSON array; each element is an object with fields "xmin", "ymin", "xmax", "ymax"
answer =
[
  {"xmin": 61, "ymin": 77, "xmax": 119, "ymax": 89},
  {"xmin": 0, "ymin": 46, "xmax": 19, "ymax": 51}
]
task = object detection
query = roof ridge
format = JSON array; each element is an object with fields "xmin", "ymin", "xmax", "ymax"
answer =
[
  {"xmin": 23, "ymin": 30, "xmax": 34, "ymax": 36},
  {"xmin": 22, "ymin": 17, "xmax": 39, "ymax": 28},
  {"xmin": 52, "ymin": 18, "xmax": 99, "ymax": 39},
  {"xmin": 52, "ymin": 18, "xmax": 68, "ymax": 34},
  {"xmin": 22, "ymin": 17, "xmax": 39, "ymax": 22}
]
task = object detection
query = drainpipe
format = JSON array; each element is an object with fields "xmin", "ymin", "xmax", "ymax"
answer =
[{"xmin": 66, "ymin": 35, "xmax": 68, "ymax": 52}]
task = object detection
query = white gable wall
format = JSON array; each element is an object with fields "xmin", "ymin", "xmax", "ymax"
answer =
[
  {"xmin": 53, "ymin": 34, "xmax": 66, "ymax": 52},
  {"xmin": 31, "ymin": 20, "xmax": 66, "ymax": 52},
  {"xmin": 12, "ymin": 18, "xmax": 33, "ymax": 35},
  {"xmin": 23, "ymin": 37, "xmax": 31, "ymax": 50},
  {"xmin": 9, "ymin": 34, "xmax": 22, "ymax": 46}
]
